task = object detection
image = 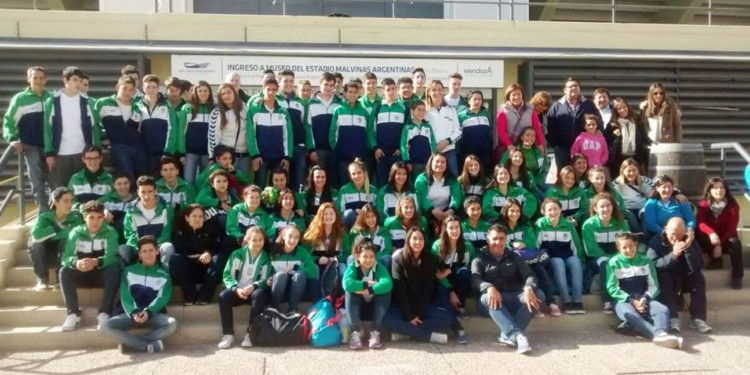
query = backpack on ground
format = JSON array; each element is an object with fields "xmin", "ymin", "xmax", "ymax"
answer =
[
  {"xmin": 306, "ymin": 295, "xmax": 344, "ymax": 347},
  {"xmin": 249, "ymin": 307, "xmax": 310, "ymax": 346}
]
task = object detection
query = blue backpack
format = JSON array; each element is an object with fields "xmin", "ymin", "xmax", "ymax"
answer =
[{"xmin": 306, "ymin": 295, "xmax": 344, "ymax": 347}]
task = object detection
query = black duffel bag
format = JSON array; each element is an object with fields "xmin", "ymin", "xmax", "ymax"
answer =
[{"xmin": 249, "ymin": 307, "xmax": 310, "ymax": 346}]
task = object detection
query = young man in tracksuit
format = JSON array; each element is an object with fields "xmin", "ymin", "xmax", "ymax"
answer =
[
  {"xmin": 358, "ymin": 72, "xmax": 381, "ymax": 116},
  {"xmin": 135, "ymin": 74, "xmax": 179, "ymax": 176},
  {"xmin": 156, "ymin": 157, "xmax": 196, "ymax": 212},
  {"xmin": 59, "ymin": 201, "xmax": 121, "ymax": 332},
  {"xmin": 95, "ymin": 74, "xmax": 146, "ymax": 184},
  {"xmin": 277, "ymin": 69, "xmax": 312, "ymax": 191},
  {"xmin": 372, "ymin": 78, "xmax": 407, "ymax": 186},
  {"xmin": 98, "ymin": 171, "xmax": 137, "ymax": 243},
  {"xmin": 306, "ymin": 72, "xmax": 342, "ymax": 180},
  {"xmin": 646, "ymin": 217, "xmax": 712, "ymax": 334},
  {"xmin": 247, "ymin": 78, "xmax": 294, "ymax": 188},
  {"xmin": 118, "ymin": 176, "xmax": 175, "ymax": 269},
  {"xmin": 330, "ymin": 82, "xmax": 375, "ymax": 186},
  {"xmin": 3, "ymin": 66, "xmax": 55, "ymax": 211},
  {"xmin": 67, "ymin": 145, "xmax": 113, "ymax": 208},
  {"xmin": 43, "ymin": 66, "xmax": 100, "ymax": 189},
  {"xmin": 101, "ymin": 235, "xmax": 177, "ymax": 354}
]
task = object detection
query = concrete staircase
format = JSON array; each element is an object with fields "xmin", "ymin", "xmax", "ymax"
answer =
[{"xmin": 0, "ymin": 224, "xmax": 749, "ymax": 351}]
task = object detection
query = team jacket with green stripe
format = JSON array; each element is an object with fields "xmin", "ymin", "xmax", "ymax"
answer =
[
  {"xmin": 414, "ymin": 173, "xmax": 462, "ymax": 214},
  {"xmin": 306, "ymin": 94, "xmax": 342, "ymax": 151},
  {"xmin": 534, "ymin": 216, "xmax": 584, "ymax": 259},
  {"xmin": 31, "ymin": 210, "xmax": 83, "ymax": 243},
  {"xmin": 501, "ymin": 146, "xmax": 547, "ymax": 187},
  {"xmin": 605, "ymin": 252, "xmax": 659, "ymax": 303},
  {"xmin": 342, "ymin": 261, "xmax": 393, "ymax": 296},
  {"xmin": 61, "ymin": 223, "xmax": 119, "ymax": 268},
  {"xmin": 460, "ymin": 176, "xmax": 487, "ymax": 199},
  {"xmin": 265, "ymin": 212, "xmax": 306, "ymax": 239},
  {"xmin": 482, "ymin": 185, "xmax": 537, "ymax": 221},
  {"xmin": 303, "ymin": 234, "xmax": 349, "ymax": 264},
  {"xmin": 348, "ymin": 226, "xmax": 392, "ymax": 260},
  {"xmin": 270, "ymin": 247, "xmax": 318, "ymax": 279},
  {"xmin": 375, "ymin": 185, "xmax": 418, "ymax": 220},
  {"xmin": 276, "ymin": 93, "xmax": 311, "ymax": 149},
  {"xmin": 67, "ymin": 169, "xmax": 113, "ymax": 206},
  {"xmin": 226, "ymin": 203, "xmax": 269, "ymax": 241},
  {"xmin": 401, "ymin": 121, "xmax": 437, "ymax": 165},
  {"xmin": 195, "ymin": 163, "xmax": 251, "ymax": 191},
  {"xmin": 135, "ymin": 94, "xmax": 178, "ymax": 156},
  {"xmin": 329, "ymin": 101, "xmax": 375, "ymax": 161},
  {"xmin": 581, "ymin": 215, "xmax": 630, "ymax": 259},
  {"xmin": 223, "ymin": 247, "xmax": 272, "ymax": 291},
  {"xmin": 579, "ymin": 185, "xmax": 627, "ymax": 222},
  {"xmin": 545, "ymin": 186, "xmax": 588, "ymax": 223},
  {"xmin": 98, "ymin": 191, "xmax": 137, "ymax": 224},
  {"xmin": 95, "ymin": 95, "xmax": 142, "ymax": 147},
  {"xmin": 120, "ymin": 262, "xmax": 171, "ymax": 317},
  {"xmin": 156, "ymin": 178, "xmax": 196, "ymax": 211},
  {"xmin": 246, "ymin": 100, "xmax": 294, "ymax": 161},
  {"xmin": 462, "ymin": 219, "xmax": 490, "ymax": 250},
  {"xmin": 123, "ymin": 201, "xmax": 174, "ymax": 248},
  {"xmin": 43, "ymin": 92, "xmax": 101, "ymax": 156},
  {"xmin": 3, "ymin": 87, "xmax": 53, "ymax": 147},
  {"xmin": 196, "ymin": 186, "xmax": 241, "ymax": 211},
  {"xmin": 372, "ymin": 101, "xmax": 406, "ymax": 156},
  {"xmin": 505, "ymin": 223, "xmax": 538, "ymax": 249},
  {"xmin": 457, "ymin": 107, "xmax": 493, "ymax": 159},
  {"xmin": 358, "ymin": 94, "xmax": 382, "ymax": 116},
  {"xmin": 384, "ymin": 215, "xmax": 428, "ymax": 250},
  {"xmin": 337, "ymin": 183, "xmax": 376, "ymax": 213},
  {"xmin": 296, "ymin": 188, "xmax": 338, "ymax": 221},
  {"xmin": 178, "ymin": 103, "xmax": 212, "ymax": 155},
  {"xmin": 431, "ymin": 239, "xmax": 476, "ymax": 290}
]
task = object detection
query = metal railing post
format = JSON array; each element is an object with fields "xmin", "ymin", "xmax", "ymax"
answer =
[
  {"xmin": 708, "ymin": 0, "xmax": 712, "ymax": 25},
  {"xmin": 611, "ymin": 0, "xmax": 616, "ymax": 23},
  {"xmin": 16, "ymin": 152, "xmax": 25, "ymax": 225},
  {"xmin": 720, "ymin": 147, "xmax": 726, "ymax": 178}
]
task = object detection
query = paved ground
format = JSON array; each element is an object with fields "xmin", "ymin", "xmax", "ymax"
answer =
[{"xmin": 2, "ymin": 324, "xmax": 749, "ymax": 375}]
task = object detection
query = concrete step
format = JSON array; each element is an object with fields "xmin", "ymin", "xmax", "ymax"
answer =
[
  {"xmin": 1, "ymin": 305, "xmax": 749, "ymax": 352},
  {"xmin": 14, "ymin": 249, "xmax": 30, "ymax": 266},
  {"xmin": 0, "ymin": 225, "xmax": 30, "ymax": 243}
]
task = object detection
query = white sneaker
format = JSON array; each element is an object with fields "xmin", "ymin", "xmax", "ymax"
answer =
[
  {"xmin": 602, "ymin": 302, "xmax": 614, "ymax": 315},
  {"xmin": 690, "ymin": 319, "xmax": 713, "ymax": 334},
  {"xmin": 653, "ymin": 333, "xmax": 680, "ymax": 349},
  {"xmin": 96, "ymin": 313, "xmax": 110, "ymax": 331},
  {"xmin": 34, "ymin": 279, "xmax": 49, "ymax": 292},
  {"xmin": 429, "ymin": 332, "xmax": 448, "ymax": 345},
  {"xmin": 61, "ymin": 314, "xmax": 80, "ymax": 331},
  {"xmin": 241, "ymin": 333, "xmax": 253, "ymax": 348},
  {"xmin": 669, "ymin": 318, "xmax": 681, "ymax": 333},
  {"xmin": 217, "ymin": 334, "xmax": 234, "ymax": 349},
  {"xmin": 515, "ymin": 333, "xmax": 531, "ymax": 354}
]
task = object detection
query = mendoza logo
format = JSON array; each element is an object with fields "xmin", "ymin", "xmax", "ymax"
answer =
[
  {"xmin": 463, "ymin": 66, "xmax": 493, "ymax": 75},
  {"xmin": 184, "ymin": 62, "xmax": 211, "ymax": 69}
]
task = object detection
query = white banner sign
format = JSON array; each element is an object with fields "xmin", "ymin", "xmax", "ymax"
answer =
[{"xmin": 171, "ymin": 55, "xmax": 504, "ymax": 88}]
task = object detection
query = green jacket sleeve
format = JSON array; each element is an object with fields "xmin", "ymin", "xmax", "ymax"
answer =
[
  {"xmin": 235, "ymin": 170, "xmax": 251, "ymax": 186},
  {"xmin": 379, "ymin": 227, "xmax": 393, "ymax": 259},
  {"xmin": 427, "ymin": 124, "xmax": 437, "ymax": 152},
  {"xmin": 226, "ymin": 206, "xmax": 243, "ymax": 240},
  {"xmin": 31, "ymin": 212, "xmax": 56, "ymax": 242},
  {"xmin": 482, "ymin": 190, "xmax": 500, "ymax": 220},
  {"xmin": 431, "ymin": 241, "xmax": 453, "ymax": 289},
  {"xmin": 304, "ymin": 105, "xmax": 315, "ymax": 151},
  {"xmin": 466, "ymin": 242, "xmax": 477, "ymax": 264},
  {"xmin": 522, "ymin": 226, "xmax": 538, "ymax": 249},
  {"xmin": 284, "ymin": 108, "xmax": 294, "ymax": 159},
  {"xmin": 449, "ymin": 179, "xmax": 463, "ymax": 211},
  {"xmin": 145, "ymin": 271, "xmax": 172, "ymax": 314},
  {"xmin": 581, "ymin": 219, "xmax": 606, "ymax": 259},
  {"xmin": 400, "ymin": 125, "xmax": 410, "ymax": 162},
  {"xmin": 299, "ymin": 248, "xmax": 319, "ymax": 279},
  {"xmin": 185, "ymin": 185, "xmax": 197, "ymax": 205},
  {"xmin": 176, "ymin": 106, "xmax": 188, "ymax": 155},
  {"xmin": 222, "ymin": 250, "xmax": 241, "ymax": 290},
  {"xmin": 164, "ymin": 105, "xmax": 179, "ymax": 155},
  {"xmin": 43, "ymin": 98, "xmax": 54, "ymax": 154},
  {"xmin": 120, "ymin": 271, "xmax": 138, "ymax": 316},
  {"xmin": 375, "ymin": 187, "xmax": 387, "ymax": 219},
  {"xmin": 371, "ymin": 264, "xmax": 393, "ymax": 294},
  {"xmin": 342, "ymin": 263, "xmax": 362, "ymax": 293},
  {"xmin": 605, "ymin": 260, "xmax": 631, "ymax": 303},
  {"xmin": 123, "ymin": 210, "xmax": 138, "ymax": 248},
  {"xmin": 366, "ymin": 111, "xmax": 377, "ymax": 150},
  {"xmin": 60, "ymin": 230, "xmax": 78, "ymax": 268},
  {"xmin": 98, "ymin": 228, "xmax": 119, "ymax": 268},
  {"xmin": 521, "ymin": 188, "xmax": 538, "ymax": 220},
  {"xmin": 3, "ymin": 94, "xmax": 19, "ymax": 143},
  {"xmin": 414, "ymin": 174, "xmax": 432, "ymax": 214},
  {"xmin": 571, "ymin": 224, "xmax": 585, "ymax": 259},
  {"xmin": 328, "ymin": 110, "xmax": 339, "ymax": 151},
  {"xmin": 157, "ymin": 207, "xmax": 174, "ymax": 245},
  {"xmin": 196, "ymin": 188, "xmax": 220, "ymax": 208}
]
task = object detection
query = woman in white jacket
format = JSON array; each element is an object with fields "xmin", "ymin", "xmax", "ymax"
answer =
[
  {"xmin": 425, "ymin": 80, "xmax": 462, "ymax": 177},
  {"xmin": 208, "ymin": 83, "xmax": 250, "ymax": 174},
  {"xmin": 612, "ymin": 158, "xmax": 653, "ymax": 232}
]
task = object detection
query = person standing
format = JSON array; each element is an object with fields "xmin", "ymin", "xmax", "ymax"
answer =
[
  {"xmin": 208, "ymin": 83, "xmax": 250, "ymax": 174},
  {"xmin": 136, "ymin": 74, "xmax": 179, "ymax": 176},
  {"xmin": 277, "ymin": 70, "xmax": 310, "ymax": 190},
  {"xmin": 425, "ymin": 80, "xmax": 462, "ymax": 177},
  {"xmin": 247, "ymin": 79, "xmax": 294, "ymax": 188},
  {"xmin": 546, "ymin": 77, "xmax": 600, "ymax": 170},
  {"xmin": 640, "ymin": 82, "xmax": 682, "ymax": 144},
  {"xmin": 43, "ymin": 66, "xmax": 100, "ymax": 188}
]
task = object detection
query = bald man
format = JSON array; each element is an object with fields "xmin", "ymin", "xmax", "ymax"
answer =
[
  {"xmin": 646, "ymin": 217, "xmax": 711, "ymax": 334},
  {"xmin": 225, "ymin": 73, "xmax": 250, "ymax": 104}
]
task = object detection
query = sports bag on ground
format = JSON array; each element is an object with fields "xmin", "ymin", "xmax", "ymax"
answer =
[{"xmin": 249, "ymin": 307, "xmax": 310, "ymax": 346}]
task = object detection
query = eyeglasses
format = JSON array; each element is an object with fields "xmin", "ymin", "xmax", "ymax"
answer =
[{"xmin": 652, "ymin": 91, "xmax": 665, "ymax": 96}]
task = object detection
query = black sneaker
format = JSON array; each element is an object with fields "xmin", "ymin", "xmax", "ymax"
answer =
[
  {"xmin": 732, "ymin": 278, "xmax": 742, "ymax": 290},
  {"xmin": 615, "ymin": 322, "xmax": 638, "ymax": 336},
  {"xmin": 564, "ymin": 303, "xmax": 576, "ymax": 315}
]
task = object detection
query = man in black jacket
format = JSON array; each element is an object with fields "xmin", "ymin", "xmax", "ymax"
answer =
[
  {"xmin": 546, "ymin": 77, "xmax": 601, "ymax": 170},
  {"xmin": 646, "ymin": 217, "xmax": 711, "ymax": 334},
  {"xmin": 471, "ymin": 224, "xmax": 543, "ymax": 354}
]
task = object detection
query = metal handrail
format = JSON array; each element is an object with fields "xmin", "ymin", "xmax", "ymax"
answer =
[
  {"xmin": 0, "ymin": 146, "xmax": 26, "ymax": 225},
  {"xmin": 710, "ymin": 142, "xmax": 750, "ymax": 181}
]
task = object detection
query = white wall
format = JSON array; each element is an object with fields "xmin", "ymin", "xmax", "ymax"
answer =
[
  {"xmin": 444, "ymin": 0, "xmax": 528, "ymax": 21},
  {"xmin": 99, "ymin": 0, "xmax": 192, "ymax": 13}
]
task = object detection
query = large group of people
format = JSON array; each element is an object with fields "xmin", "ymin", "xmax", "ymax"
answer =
[{"xmin": 5, "ymin": 63, "xmax": 743, "ymax": 354}]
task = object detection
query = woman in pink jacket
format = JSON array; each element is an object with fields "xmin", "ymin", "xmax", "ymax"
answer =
[{"xmin": 496, "ymin": 84, "xmax": 544, "ymax": 159}]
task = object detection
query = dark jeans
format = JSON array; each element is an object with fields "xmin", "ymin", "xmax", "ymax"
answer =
[
  {"xmin": 477, "ymin": 289, "xmax": 544, "ymax": 340},
  {"xmin": 656, "ymin": 269, "xmax": 707, "ymax": 321},
  {"xmin": 554, "ymin": 146, "xmax": 572, "ymax": 171},
  {"xmin": 101, "ymin": 313, "xmax": 177, "ymax": 351},
  {"xmin": 313, "ymin": 150, "xmax": 335, "ymax": 184},
  {"xmin": 437, "ymin": 266, "xmax": 472, "ymax": 308},
  {"xmin": 698, "ymin": 235, "xmax": 744, "ymax": 280},
  {"xmin": 270, "ymin": 271, "xmax": 321, "ymax": 312},
  {"xmin": 23, "ymin": 144, "xmax": 53, "ymax": 211},
  {"xmin": 290, "ymin": 145, "xmax": 308, "ymax": 191},
  {"xmin": 255, "ymin": 158, "xmax": 283, "ymax": 188},
  {"xmin": 382, "ymin": 303, "xmax": 455, "ymax": 342},
  {"xmin": 443, "ymin": 149, "xmax": 459, "ymax": 178},
  {"xmin": 587, "ymin": 256, "xmax": 614, "ymax": 303},
  {"xmin": 169, "ymin": 253, "xmax": 226, "ymax": 303},
  {"xmin": 345, "ymin": 292, "xmax": 391, "ymax": 331},
  {"xmin": 111, "ymin": 143, "xmax": 148, "ymax": 185},
  {"xmin": 376, "ymin": 154, "xmax": 400, "ymax": 187},
  {"xmin": 52, "ymin": 153, "xmax": 83, "ymax": 188},
  {"xmin": 218, "ymin": 287, "xmax": 270, "ymax": 335},
  {"xmin": 146, "ymin": 155, "xmax": 163, "ymax": 177},
  {"xmin": 59, "ymin": 265, "xmax": 120, "ymax": 315},
  {"xmin": 29, "ymin": 239, "xmax": 65, "ymax": 282},
  {"xmin": 615, "ymin": 300, "xmax": 669, "ymax": 339},
  {"xmin": 531, "ymin": 261, "xmax": 553, "ymax": 306}
]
